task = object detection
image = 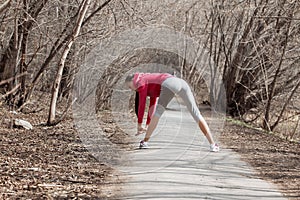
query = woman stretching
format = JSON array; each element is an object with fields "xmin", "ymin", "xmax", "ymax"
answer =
[{"xmin": 125, "ymin": 73, "xmax": 219, "ymax": 152}]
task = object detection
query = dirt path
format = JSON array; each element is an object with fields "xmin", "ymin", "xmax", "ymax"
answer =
[{"xmin": 116, "ymin": 100, "xmax": 286, "ymax": 199}]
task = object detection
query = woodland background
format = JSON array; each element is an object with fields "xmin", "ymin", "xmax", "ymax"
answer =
[
  {"xmin": 0, "ymin": 0, "xmax": 299, "ymax": 198},
  {"xmin": 1, "ymin": 0, "xmax": 299, "ymax": 138}
]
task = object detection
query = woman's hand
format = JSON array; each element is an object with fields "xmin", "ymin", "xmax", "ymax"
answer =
[{"xmin": 136, "ymin": 124, "xmax": 147, "ymax": 136}]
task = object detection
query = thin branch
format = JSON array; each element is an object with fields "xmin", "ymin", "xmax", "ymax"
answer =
[
  {"xmin": 254, "ymin": 16, "xmax": 300, "ymax": 21},
  {"xmin": 271, "ymin": 79, "xmax": 300, "ymax": 130},
  {"xmin": 0, "ymin": 72, "xmax": 27, "ymax": 86},
  {"xmin": 1, "ymin": 84, "xmax": 21, "ymax": 99},
  {"xmin": 0, "ymin": 0, "xmax": 11, "ymax": 14}
]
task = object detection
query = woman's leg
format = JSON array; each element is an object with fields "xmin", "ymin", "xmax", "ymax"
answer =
[
  {"xmin": 178, "ymin": 79, "xmax": 215, "ymax": 145},
  {"xmin": 143, "ymin": 85, "xmax": 174, "ymax": 142},
  {"xmin": 144, "ymin": 115, "xmax": 159, "ymax": 142},
  {"xmin": 198, "ymin": 119, "xmax": 214, "ymax": 144}
]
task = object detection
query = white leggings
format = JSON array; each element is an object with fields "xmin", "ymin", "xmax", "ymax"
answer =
[{"xmin": 154, "ymin": 77, "xmax": 203, "ymax": 123}]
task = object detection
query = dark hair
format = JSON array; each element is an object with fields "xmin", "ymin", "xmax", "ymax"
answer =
[{"xmin": 125, "ymin": 74, "xmax": 134, "ymax": 83}]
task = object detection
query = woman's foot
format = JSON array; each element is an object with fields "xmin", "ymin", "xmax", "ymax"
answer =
[
  {"xmin": 210, "ymin": 143, "xmax": 219, "ymax": 152},
  {"xmin": 139, "ymin": 140, "xmax": 149, "ymax": 149}
]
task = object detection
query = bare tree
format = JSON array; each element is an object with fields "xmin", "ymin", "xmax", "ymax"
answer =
[
  {"xmin": 0, "ymin": 0, "xmax": 48, "ymax": 106},
  {"xmin": 48, "ymin": 0, "xmax": 90, "ymax": 125},
  {"xmin": 204, "ymin": 0, "xmax": 300, "ymax": 131},
  {"xmin": 23, "ymin": 0, "xmax": 112, "ymax": 107},
  {"xmin": 263, "ymin": 15, "xmax": 293, "ymax": 130}
]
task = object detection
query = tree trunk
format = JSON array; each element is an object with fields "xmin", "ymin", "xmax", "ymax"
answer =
[
  {"xmin": 0, "ymin": 15, "xmax": 20, "ymax": 106},
  {"xmin": 17, "ymin": 0, "xmax": 29, "ymax": 107},
  {"xmin": 0, "ymin": 0, "xmax": 48, "ymax": 107},
  {"xmin": 48, "ymin": 0, "xmax": 90, "ymax": 125},
  {"xmin": 263, "ymin": 19, "xmax": 292, "ymax": 130},
  {"xmin": 225, "ymin": 7, "xmax": 259, "ymax": 116}
]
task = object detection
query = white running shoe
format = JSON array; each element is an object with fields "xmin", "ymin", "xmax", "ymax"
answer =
[
  {"xmin": 139, "ymin": 141, "xmax": 149, "ymax": 149},
  {"xmin": 210, "ymin": 143, "xmax": 219, "ymax": 152}
]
